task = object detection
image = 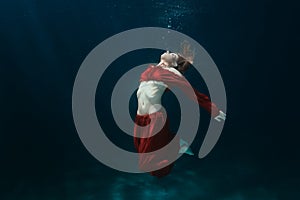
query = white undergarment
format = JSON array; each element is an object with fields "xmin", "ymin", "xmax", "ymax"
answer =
[{"xmin": 136, "ymin": 67, "xmax": 182, "ymax": 115}]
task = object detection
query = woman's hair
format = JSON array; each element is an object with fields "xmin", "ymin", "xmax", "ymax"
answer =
[
  {"xmin": 174, "ymin": 41, "xmax": 195, "ymax": 74},
  {"xmin": 175, "ymin": 54, "xmax": 192, "ymax": 74}
]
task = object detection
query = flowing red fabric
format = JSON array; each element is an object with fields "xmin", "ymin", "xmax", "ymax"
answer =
[
  {"xmin": 139, "ymin": 65, "xmax": 220, "ymax": 117},
  {"xmin": 134, "ymin": 65, "xmax": 220, "ymax": 178},
  {"xmin": 134, "ymin": 111, "xmax": 179, "ymax": 178}
]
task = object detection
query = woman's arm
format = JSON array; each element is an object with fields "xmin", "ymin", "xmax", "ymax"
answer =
[
  {"xmin": 159, "ymin": 68, "xmax": 220, "ymax": 117},
  {"xmin": 191, "ymin": 87, "xmax": 220, "ymax": 117}
]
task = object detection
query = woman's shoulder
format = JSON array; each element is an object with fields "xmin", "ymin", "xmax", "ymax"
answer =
[
  {"xmin": 162, "ymin": 67, "xmax": 183, "ymax": 77},
  {"xmin": 146, "ymin": 64, "xmax": 183, "ymax": 77}
]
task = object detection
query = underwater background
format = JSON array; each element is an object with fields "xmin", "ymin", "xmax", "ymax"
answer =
[{"xmin": 0, "ymin": 0, "xmax": 299, "ymax": 199}]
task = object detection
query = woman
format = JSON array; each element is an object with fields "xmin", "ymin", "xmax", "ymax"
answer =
[{"xmin": 133, "ymin": 48, "xmax": 226, "ymax": 178}]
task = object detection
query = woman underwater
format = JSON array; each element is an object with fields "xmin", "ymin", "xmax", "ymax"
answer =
[{"xmin": 133, "ymin": 45, "xmax": 226, "ymax": 178}]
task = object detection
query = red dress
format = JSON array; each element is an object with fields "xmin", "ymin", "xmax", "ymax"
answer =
[{"xmin": 134, "ymin": 65, "xmax": 219, "ymax": 178}]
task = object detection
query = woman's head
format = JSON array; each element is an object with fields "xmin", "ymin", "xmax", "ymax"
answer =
[
  {"xmin": 158, "ymin": 41, "xmax": 195, "ymax": 74},
  {"xmin": 158, "ymin": 51, "xmax": 193, "ymax": 74},
  {"xmin": 159, "ymin": 51, "xmax": 179, "ymax": 67}
]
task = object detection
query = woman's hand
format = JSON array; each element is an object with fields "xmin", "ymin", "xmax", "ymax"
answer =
[{"xmin": 214, "ymin": 110, "xmax": 226, "ymax": 122}]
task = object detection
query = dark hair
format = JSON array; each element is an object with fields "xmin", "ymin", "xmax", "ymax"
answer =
[{"xmin": 174, "ymin": 54, "xmax": 192, "ymax": 74}]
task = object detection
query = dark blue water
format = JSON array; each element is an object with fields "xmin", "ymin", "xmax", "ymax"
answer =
[{"xmin": 0, "ymin": 0, "xmax": 299, "ymax": 199}]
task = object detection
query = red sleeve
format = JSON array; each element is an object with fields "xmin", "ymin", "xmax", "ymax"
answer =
[
  {"xmin": 192, "ymin": 87, "xmax": 220, "ymax": 117},
  {"xmin": 160, "ymin": 69, "xmax": 220, "ymax": 117}
]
